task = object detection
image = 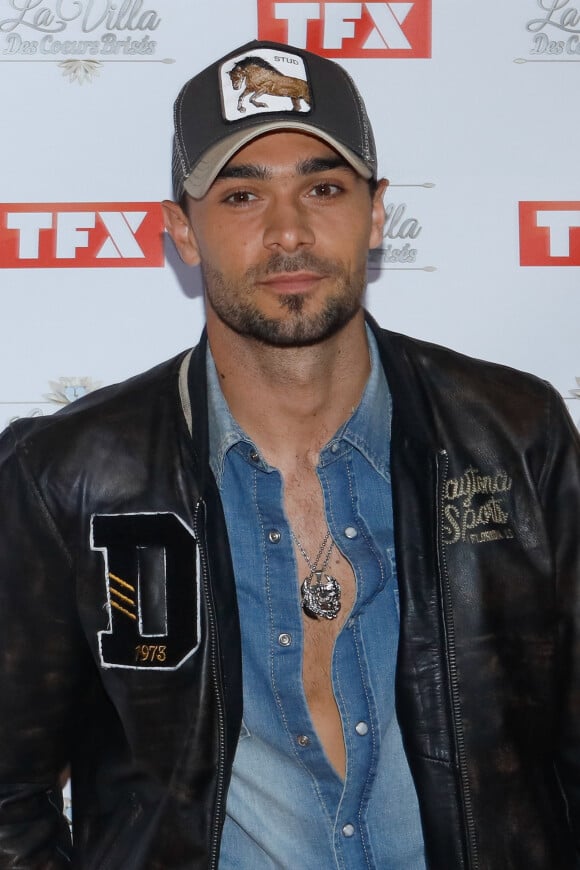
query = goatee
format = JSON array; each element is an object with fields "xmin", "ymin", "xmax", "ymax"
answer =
[{"xmin": 202, "ymin": 252, "xmax": 367, "ymax": 347}]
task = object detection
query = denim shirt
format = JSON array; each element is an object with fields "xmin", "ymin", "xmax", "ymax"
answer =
[{"xmin": 207, "ymin": 330, "xmax": 425, "ymax": 869}]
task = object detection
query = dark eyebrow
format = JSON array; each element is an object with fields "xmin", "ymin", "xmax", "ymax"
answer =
[
  {"xmin": 214, "ymin": 155, "xmax": 352, "ymax": 183},
  {"xmin": 295, "ymin": 156, "xmax": 352, "ymax": 175},
  {"xmin": 215, "ymin": 164, "xmax": 272, "ymax": 181}
]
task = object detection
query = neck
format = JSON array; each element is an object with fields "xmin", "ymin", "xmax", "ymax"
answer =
[{"xmin": 207, "ymin": 309, "xmax": 370, "ymax": 470}]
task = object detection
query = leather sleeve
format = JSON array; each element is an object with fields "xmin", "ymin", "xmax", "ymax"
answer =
[
  {"xmin": 0, "ymin": 427, "xmax": 87, "ymax": 867},
  {"xmin": 541, "ymin": 389, "xmax": 580, "ymax": 856}
]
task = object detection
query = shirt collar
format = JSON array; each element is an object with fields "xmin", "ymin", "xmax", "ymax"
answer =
[
  {"xmin": 207, "ymin": 324, "xmax": 392, "ymax": 486},
  {"xmin": 319, "ymin": 326, "xmax": 392, "ymax": 481},
  {"xmin": 206, "ymin": 351, "xmax": 249, "ymax": 485}
]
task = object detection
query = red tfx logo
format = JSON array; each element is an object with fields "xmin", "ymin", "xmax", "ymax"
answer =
[
  {"xmin": 0, "ymin": 203, "xmax": 164, "ymax": 268},
  {"xmin": 519, "ymin": 202, "xmax": 580, "ymax": 266},
  {"xmin": 258, "ymin": 0, "xmax": 431, "ymax": 58}
]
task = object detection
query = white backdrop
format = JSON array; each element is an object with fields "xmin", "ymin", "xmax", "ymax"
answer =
[{"xmin": 1, "ymin": 0, "xmax": 579, "ymax": 428}]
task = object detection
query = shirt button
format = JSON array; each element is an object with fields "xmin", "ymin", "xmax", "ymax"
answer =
[
  {"xmin": 278, "ymin": 633, "xmax": 292, "ymax": 647},
  {"xmin": 249, "ymin": 450, "xmax": 260, "ymax": 463},
  {"xmin": 297, "ymin": 734, "xmax": 310, "ymax": 747},
  {"xmin": 342, "ymin": 823, "xmax": 355, "ymax": 838},
  {"xmin": 344, "ymin": 526, "xmax": 358, "ymax": 539},
  {"xmin": 355, "ymin": 721, "xmax": 369, "ymax": 736},
  {"xmin": 268, "ymin": 529, "xmax": 281, "ymax": 543},
  {"xmin": 330, "ymin": 442, "xmax": 340, "ymax": 454}
]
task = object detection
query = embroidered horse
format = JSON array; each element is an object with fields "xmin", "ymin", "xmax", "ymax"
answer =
[{"xmin": 228, "ymin": 56, "xmax": 312, "ymax": 114}]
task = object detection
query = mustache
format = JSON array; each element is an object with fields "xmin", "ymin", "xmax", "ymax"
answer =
[{"xmin": 248, "ymin": 253, "xmax": 342, "ymax": 279}]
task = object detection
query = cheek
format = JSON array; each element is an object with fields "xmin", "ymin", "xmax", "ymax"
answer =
[
  {"xmin": 195, "ymin": 226, "xmax": 232, "ymax": 263},
  {"xmin": 220, "ymin": 225, "xmax": 263, "ymax": 265},
  {"xmin": 319, "ymin": 209, "xmax": 373, "ymax": 252}
]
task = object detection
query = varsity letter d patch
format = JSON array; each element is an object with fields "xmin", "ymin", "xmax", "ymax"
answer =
[{"xmin": 91, "ymin": 513, "xmax": 201, "ymax": 670}]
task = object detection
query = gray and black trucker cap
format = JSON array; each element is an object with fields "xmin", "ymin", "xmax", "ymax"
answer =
[{"xmin": 172, "ymin": 39, "xmax": 377, "ymax": 200}]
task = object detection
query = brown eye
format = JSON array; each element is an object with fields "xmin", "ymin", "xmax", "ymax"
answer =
[
  {"xmin": 225, "ymin": 190, "xmax": 257, "ymax": 205},
  {"xmin": 311, "ymin": 183, "xmax": 341, "ymax": 198}
]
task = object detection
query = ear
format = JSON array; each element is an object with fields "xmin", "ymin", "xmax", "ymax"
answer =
[
  {"xmin": 161, "ymin": 200, "xmax": 200, "ymax": 266},
  {"xmin": 368, "ymin": 179, "xmax": 389, "ymax": 251}
]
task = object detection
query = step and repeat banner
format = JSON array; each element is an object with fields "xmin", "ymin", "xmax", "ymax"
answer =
[{"xmin": 1, "ymin": 0, "xmax": 579, "ymax": 428}]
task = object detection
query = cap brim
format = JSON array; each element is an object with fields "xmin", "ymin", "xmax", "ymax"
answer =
[{"xmin": 182, "ymin": 121, "xmax": 372, "ymax": 199}]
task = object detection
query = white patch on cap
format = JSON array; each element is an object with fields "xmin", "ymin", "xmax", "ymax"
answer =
[{"xmin": 219, "ymin": 48, "xmax": 311, "ymax": 122}]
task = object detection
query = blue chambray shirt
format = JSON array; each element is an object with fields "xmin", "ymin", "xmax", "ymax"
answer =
[{"xmin": 207, "ymin": 328, "xmax": 425, "ymax": 869}]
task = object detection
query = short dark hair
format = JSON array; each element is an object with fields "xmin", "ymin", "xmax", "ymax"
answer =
[{"xmin": 367, "ymin": 177, "xmax": 379, "ymax": 199}]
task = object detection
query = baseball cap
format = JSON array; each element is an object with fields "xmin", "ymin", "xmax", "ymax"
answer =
[{"xmin": 172, "ymin": 39, "xmax": 377, "ymax": 200}]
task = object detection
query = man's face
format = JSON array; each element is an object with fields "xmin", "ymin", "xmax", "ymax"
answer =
[{"xmin": 165, "ymin": 131, "xmax": 386, "ymax": 347}]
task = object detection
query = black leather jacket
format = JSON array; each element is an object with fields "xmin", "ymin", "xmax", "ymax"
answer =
[{"xmin": 0, "ymin": 320, "xmax": 579, "ymax": 869}]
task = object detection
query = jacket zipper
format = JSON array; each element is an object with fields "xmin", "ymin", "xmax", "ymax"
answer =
[
  {"xmin": 194, "ymin": 500, "xmax": 227, "ymax": 870},
  {"xmin": 435, "ymin": 449, "xmax": 479, "ymax": 870}
]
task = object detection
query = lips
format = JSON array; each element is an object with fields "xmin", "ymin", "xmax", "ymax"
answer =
[{"xmin": 259, "ymin": 271, "xmax": 324, "ymax": 294}]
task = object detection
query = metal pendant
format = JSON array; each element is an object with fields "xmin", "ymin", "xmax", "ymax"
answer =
[{"xmin": 301, "ymin": 571, "xmax": 341, "ymax": 620}]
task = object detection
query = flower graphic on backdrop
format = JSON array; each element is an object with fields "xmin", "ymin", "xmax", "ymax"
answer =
[
  {"xmin": 570, "ymin": 378, "xmax": 580, "ymax": 431},
  {"xmin": 58, "ymin": 60, "xmax": 102, "ymax": 85},
  {"xmin": 45, "ymin": 377, "xmax": 101, "ymax": 405}
]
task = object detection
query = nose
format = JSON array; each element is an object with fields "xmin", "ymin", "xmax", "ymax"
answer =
[{"xmin": 262, "ymin": 196, "xmax": 315, "ymax": 253}]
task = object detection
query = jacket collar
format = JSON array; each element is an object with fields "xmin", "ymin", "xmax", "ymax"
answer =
[
  {"xmin": 181, "ymin": 316, "xmax": 440, "ymax": 479},
  {"xmin": 365, "ymin": 312, "xmax": 439, "ymax": 452}
]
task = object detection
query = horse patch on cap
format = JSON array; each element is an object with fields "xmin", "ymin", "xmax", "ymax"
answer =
[{"xmin": 219, "ymin": 47, "xmax": 312, "ymax": 122}]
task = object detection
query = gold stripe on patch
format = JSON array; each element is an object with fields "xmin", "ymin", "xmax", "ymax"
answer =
[
  {"xmin": 111, "ymin": 600, "xmax": 137, "ymax": 621},
  {"xmin": 109, "ymin": 572, "xmax": 135, "ymax": 592},
  {"xmin": 110, "ymin": 587, "xmax": 135, "ymax": 608}
]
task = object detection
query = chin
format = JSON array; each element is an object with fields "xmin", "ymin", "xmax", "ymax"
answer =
[{"xmin": 227, "ymin": 302, "xmax": 362, "ymax": 348}]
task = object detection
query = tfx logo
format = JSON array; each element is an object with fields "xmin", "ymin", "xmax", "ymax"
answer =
[
  {"xmin": 519, "ymin": 202, "xmax": 580, "ymax": 266},
  {"xmin": 0, "ymin": 203, "xmax": 164, "ymax": 268},
  {"xmin": 258, "ymin": 0, "xmax": 431, "ymax": 57}
]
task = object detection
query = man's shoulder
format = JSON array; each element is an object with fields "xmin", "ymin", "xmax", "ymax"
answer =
[
  {"xmin": 368, "ymin": 321, "xmax": 573, "ymax": 451},
  {"xmin": 1, "ymin": 349, "xmax": 194, "ymax": 463},
  {"xmin": 371, "ymin": 323, "xmax": 555, "ymax": 403}
]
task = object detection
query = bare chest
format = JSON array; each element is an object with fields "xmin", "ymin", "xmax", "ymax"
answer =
[{"xmin": 283, "ymin": 467, "xmax": 355, "ymax": 691}]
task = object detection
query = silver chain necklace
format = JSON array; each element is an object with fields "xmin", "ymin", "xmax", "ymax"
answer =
[{"xmin": 291, "ymin": 529, "xmax": 342, "ymax": 620}]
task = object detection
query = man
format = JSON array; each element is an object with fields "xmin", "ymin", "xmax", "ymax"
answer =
[{"xmin": 0, "ymin": 38, "xmax": 579, "ymax": 870}]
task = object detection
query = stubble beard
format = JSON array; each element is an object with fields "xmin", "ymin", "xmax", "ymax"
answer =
[{"xmin": 202, "ymin": 253, "xmax": 367, "ymax": 348}]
